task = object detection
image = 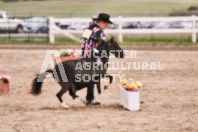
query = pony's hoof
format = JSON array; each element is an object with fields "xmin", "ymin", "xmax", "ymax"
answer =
[
  {"xmin": 104, "ymin": 85, "xmax": 108, "ymax": 90},
  {"xmin": 61, "ymin": 102, "xmax": 70, "ymax": 109}
]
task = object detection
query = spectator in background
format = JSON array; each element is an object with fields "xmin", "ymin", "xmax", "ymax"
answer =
[{"xmin": 135, "ymin": 21, "xmax": 145, "ymax": 29}]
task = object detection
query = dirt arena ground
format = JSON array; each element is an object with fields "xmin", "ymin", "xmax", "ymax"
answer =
[{"xmin": 0, "ymin": 45, "xmax": 198, "ymax": 132}]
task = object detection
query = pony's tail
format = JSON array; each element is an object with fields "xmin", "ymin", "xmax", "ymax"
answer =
[{"xmin": 31, "ymin": 69, "xmax": 53, "ymax": 95}]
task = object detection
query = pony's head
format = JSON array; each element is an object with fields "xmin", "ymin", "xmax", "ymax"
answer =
[
  {"xmin": 95, "ymin": 37, "xmax": 125, "ymax": 58},
  {"xmin": 108, "ymin": 37, "xmax": 125, "ymax": 58}
]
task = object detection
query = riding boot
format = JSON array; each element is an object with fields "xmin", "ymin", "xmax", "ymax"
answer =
[{"xmin": 93, "ymin": 102, "xmax": 101, "ymax": 105}]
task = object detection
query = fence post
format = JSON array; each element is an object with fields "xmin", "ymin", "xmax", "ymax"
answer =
[
  {"xmin": 8, "ymin": 19, "xmax": 11, "ymax": 42},
  {"xmin": 48, "ymin": 17, "xmax": 55, "ymax": 43},
  {"xmin": 118, "ymin": 16, "xmax": 123, "ymax": 43},
  {"xmin": 192, "ymin": 15, "xmax": 197, "ymax": 43}
]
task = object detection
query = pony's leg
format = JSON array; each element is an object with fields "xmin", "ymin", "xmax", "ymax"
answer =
[
  {"xmin": 69, "ymin": 86, "xmax": 86, "ymax": 103},
  {"xmin": 56, "ymin": 85, "xmax": 70, "ymax": 109},
  {"xmin": 96, "ymin": 81, "xmax": 101, "ymax": 94},
  {"xmin": 103, "ymin": 74, "xmax": 113, "ymax": 90},
  {"xmin": 71, "ymin": 84, "xmax": 78, "ymax": 99},
  {"xmin": 109, "ymin": 75, "xmax": 113, "ymax": 84},
  {"xmin": 69, "ymin": 88, "xmax": 76, "ymax": 99}
]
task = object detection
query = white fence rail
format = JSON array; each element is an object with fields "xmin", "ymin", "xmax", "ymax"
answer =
[{"xmin": 49, "ymin": 15, "xmax": 198, "ymax": 43}]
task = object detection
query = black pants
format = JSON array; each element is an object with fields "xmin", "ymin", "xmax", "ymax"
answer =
[{"xmin": 86, "ymin": 83, "xmax": 94, "ymax": 102}]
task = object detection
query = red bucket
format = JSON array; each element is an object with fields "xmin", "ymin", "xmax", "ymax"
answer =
[
  {"xmin": 0, "ymin": 80, "xmax": 9, "ymax": 94},
  {"xmin": 54, "ymin": 56, "xmax": 80, "ymax": 65}
]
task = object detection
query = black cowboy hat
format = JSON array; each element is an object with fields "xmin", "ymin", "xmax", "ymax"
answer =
[{"xmin": 92, "ymin": 13, "xmax": 113, "ymax": 24}]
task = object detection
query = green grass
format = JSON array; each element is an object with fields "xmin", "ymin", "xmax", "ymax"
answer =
[
  {"xmin": 0, "ymin": 37, "xmax": 79, "ymax": 45},
  {"xmin": 54, "ymin": 37, "xmax": 81, "ymax": 45},
  {"xmin": 0, "ymin": 38, "xmax": 49, "ymax": 45},
  {"xmin": 0, "ymin": 0, "xmax": 198, "ymax": 17},
  {"xmin": 122, "ymin": 36, "xmax": 194, "ymax": 45},
  {"xmin": 0, "ymin": 36, "xmax": 195, "ymax": 45}
]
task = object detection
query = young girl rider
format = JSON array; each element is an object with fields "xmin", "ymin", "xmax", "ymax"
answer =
[{"xmin": 81, "ymin": 13, "xmax": 113, "ymax": 105}]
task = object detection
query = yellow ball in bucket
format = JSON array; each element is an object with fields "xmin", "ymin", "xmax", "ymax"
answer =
[
  {"xmin": 121, "ymin": 78, "xmax": 128, "ymax": 85},
  {"xmin": 136, "ymin": 81, "xmax": 142, "ymax": 88}
]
